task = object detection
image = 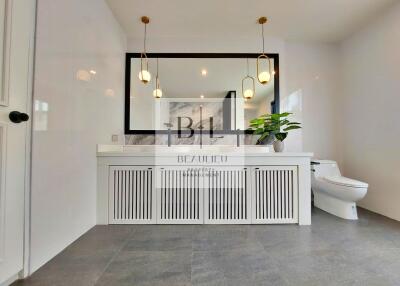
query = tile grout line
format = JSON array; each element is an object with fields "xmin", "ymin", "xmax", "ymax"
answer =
[{"xmin": 93, "ymin": 227, "xmax": 137, "ymax": 286}]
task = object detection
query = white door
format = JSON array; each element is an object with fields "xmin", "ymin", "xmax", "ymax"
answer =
[{"xmin": 0, "ymin": 0, "xmax": 35, "ymax": 284}]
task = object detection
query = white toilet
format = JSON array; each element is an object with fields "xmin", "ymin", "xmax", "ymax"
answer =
[{"xmin": 311, "ymin": 160, "xmax": 368, "ymax": 220}]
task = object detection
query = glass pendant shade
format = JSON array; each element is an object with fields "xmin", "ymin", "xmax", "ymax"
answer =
[
  {"xmin": 153, "ymin": 77, "xmax": 162, "ymax": 98},
  {"xmin": 153, "ymin": 88, "xmax": 162, "ymax": 98},
  {"xmin": 242, "ymin": 58, "xmax": 255, "ymax": 100},
  {"xmin": 242, "ymin": 75, "xmax": 255, "ymax": 100},
  {"xmin": 243, "ymin": 88, "xmax": 254, "ymax": 99},
  {"xmin": 153, "ymin": 59, "xmax": 162, "ymax": 98},
  {"xmin": 257, "ymin": 54, "xmax": 272, "ymax": 85},
  {"xmin": 138, "ymin": 70, "xmax": 151, "ymax": 83},
  {"xmin": 258, "ymin": 71, "xmax": 271, "ymax": 84},
  {"xmin": 139, "ymin": 53, "xmax": 151, "ymax": 83}
]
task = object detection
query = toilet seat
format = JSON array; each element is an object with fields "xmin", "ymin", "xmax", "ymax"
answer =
[{"xmin": 322, "ymin": 176, "xmax": 368, "ymax": 188}]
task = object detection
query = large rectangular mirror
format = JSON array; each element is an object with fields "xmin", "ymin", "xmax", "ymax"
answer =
[{"xmin": 125, "ymin": 53, "xmax": 279, "ymax": 134}]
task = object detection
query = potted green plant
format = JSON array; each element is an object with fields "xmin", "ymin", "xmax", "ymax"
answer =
[{"xmin": 248, "ymin": 112, "xmax": 301, "ymax": 152}]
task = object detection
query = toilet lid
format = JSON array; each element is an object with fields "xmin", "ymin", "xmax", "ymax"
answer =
[{"xmin": 322, "ymin": 176, "xmax": 368, "ymax": 188}]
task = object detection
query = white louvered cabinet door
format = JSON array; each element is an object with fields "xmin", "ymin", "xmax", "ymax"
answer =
[
  {"xmin": 156, "ymin": 167, "xmax": 204, "ymax": 224},
  {"xmin": 251, "ymin": 166, "xmax": 299, "ymax": 224},
  {"xmin": 204, "ymin": 167, "xmax": 251, "ymax": 224},
  {"xmin": 109, "ymin": 166, "xmax": 156, "ymax": 224}
]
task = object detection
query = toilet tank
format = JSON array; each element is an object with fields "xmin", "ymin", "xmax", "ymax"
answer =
[{"xmin": 312, "ymin": 160, "xmax": 341, "ymax": 178}]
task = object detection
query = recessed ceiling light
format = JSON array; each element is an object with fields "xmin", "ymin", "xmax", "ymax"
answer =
[
  {"xmin": 76, "ymin": 70, "xmax": 91, "ymax": 82},
  {"xmin": 200, "ymin": 94, "xmax": 204, "ymax": 99},
  {"xmin": 105, "ymin": 89, "xmax": 115, "ymax": 97},
  {"xmin": 201, "ymin": 69, "xmax": 207, "ymax": 76}
]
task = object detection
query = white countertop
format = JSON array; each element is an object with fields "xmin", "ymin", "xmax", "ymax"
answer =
[{"xmin": 97, "ymin": 145, "xmax": 313, "ymax": 157}]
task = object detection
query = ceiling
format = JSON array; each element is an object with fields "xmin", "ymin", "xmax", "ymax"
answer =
[{"xmin": 106, "ymin": 0, "xmax": 396, "ymax": 43}]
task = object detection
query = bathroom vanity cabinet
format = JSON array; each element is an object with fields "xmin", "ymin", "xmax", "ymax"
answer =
[{"xmin": 97, "ymin": 146, "xmax": 313, "ymax": 225}]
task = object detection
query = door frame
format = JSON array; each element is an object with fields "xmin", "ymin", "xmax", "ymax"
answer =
[
  {"xmin": 20, "ymin": 0, "xmax": 38, "ymax": 278},
  {"xmin": 22, "ymin": 0, "xmax": 37, "ymax": 279}
]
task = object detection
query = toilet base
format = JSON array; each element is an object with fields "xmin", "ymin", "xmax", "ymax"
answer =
[{"xmin": 313, "ymin": 192, "xmax": 358, "ymax": 220}]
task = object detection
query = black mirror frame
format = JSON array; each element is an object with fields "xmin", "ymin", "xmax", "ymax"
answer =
[{"xmin": 125, "ymin": 53, "xmax": 280, "ymax": 135}]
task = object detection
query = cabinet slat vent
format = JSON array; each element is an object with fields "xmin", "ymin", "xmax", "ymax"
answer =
[
  {"xmin": 159, "ymin": 169, "xmax": 201, "ymax": 221},
  {"xmin": 109, "ymin": 167, "xmax": 154, "ymax": 223},
  {"xmin": 206, "ymin": 168, "xmax": 250, "ymax": 223},
  {"xmin": 253, "ymin": 167, "xmax": 298, "ymax": 223}
]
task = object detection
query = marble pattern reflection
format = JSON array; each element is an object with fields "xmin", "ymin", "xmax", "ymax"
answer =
[{"xmin": 169, "ymin": 102, "xmax": 223, "ymax": 130}]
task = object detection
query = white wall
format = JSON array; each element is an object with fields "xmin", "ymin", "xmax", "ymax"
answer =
[
  {"xmin": 283, "ymin": 42, "xmax": 341, "ymax": 163},
  {"xmin": 31, "ymin": 0, "xmax": 126, "ymax": 273},
  {"xmin": 340, "ymin": 2, "xmax": 400, "ymax": 221}
]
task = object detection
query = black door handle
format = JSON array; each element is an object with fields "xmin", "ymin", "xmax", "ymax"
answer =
[{"xmin": 9, "ymin": 111, "xmax": 29, "ymax": 123}]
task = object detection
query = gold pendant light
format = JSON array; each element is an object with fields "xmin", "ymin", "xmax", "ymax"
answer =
[
  {"xmin": 153, "ymin": 58, "xmax": 162, "ymax": 98},
  {"xmin": 138, "ymin": 16, "xmax": 151, "ymax": 84},
  {"xmin": 257, "ymin": 17, "xmax": 272, "ymax": 85},
  {"xmin": 242, "ymin": 58, "xmax": 255, "ymax": 100}
]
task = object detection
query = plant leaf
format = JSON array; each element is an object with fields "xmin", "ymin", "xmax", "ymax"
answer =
[
  {"xmin": 275, "ymin": 112, "xmax": 291, "ymax": 117},
  {"xmin": 254, "ymin": 128, "xmax": 265, "ymax": 135},
  {"xmin": 283, "ymin": 125, "xmax": 301, "ymax": 131},
  {"xmin": 248, "ymin": 113, "xmax": 300, "ymax": 141},
  {"xmin": 279, "ymin": 119, "xmax": 290, "ymax": 126},
  {"xmin": 270, "ymin": 114, "xmax": 280, "ymax": 120},
  {"xmin": 275, "ymin": 132, "xmax": 287, "ymax": 141}
]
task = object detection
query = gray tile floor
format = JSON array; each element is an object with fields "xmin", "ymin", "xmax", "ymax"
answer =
[{"xmin": 13, "ymin": 208, "xmax": 400, "ymax": 286}]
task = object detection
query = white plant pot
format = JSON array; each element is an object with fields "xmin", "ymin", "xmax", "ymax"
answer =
[{"xmin": 273, "ymin": 140, "xmax": 284, "ymax": 152}]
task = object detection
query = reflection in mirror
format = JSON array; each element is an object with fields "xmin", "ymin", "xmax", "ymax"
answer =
[{"xmin": 128, "ymin": 55, "xmax": 277, "ymax": 133}]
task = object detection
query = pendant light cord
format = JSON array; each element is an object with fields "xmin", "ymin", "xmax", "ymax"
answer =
[
  {"xmin": 261, "ymin": 23, "xmax": 265, "ymax": 54},
  {"xmin": 156, "ymin": 58, "xmax": 160, "ymax": 89},
  {"xmin": 246, "ymin": 58, "xmax": 250, "ymax": 76},
  {"xmin": 143, "ymin": 23, "xmax": 147, "ymax": 53},
  {"xmin": 156, "ymin": 58, "xmax": 159, "ymax": 76}
]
